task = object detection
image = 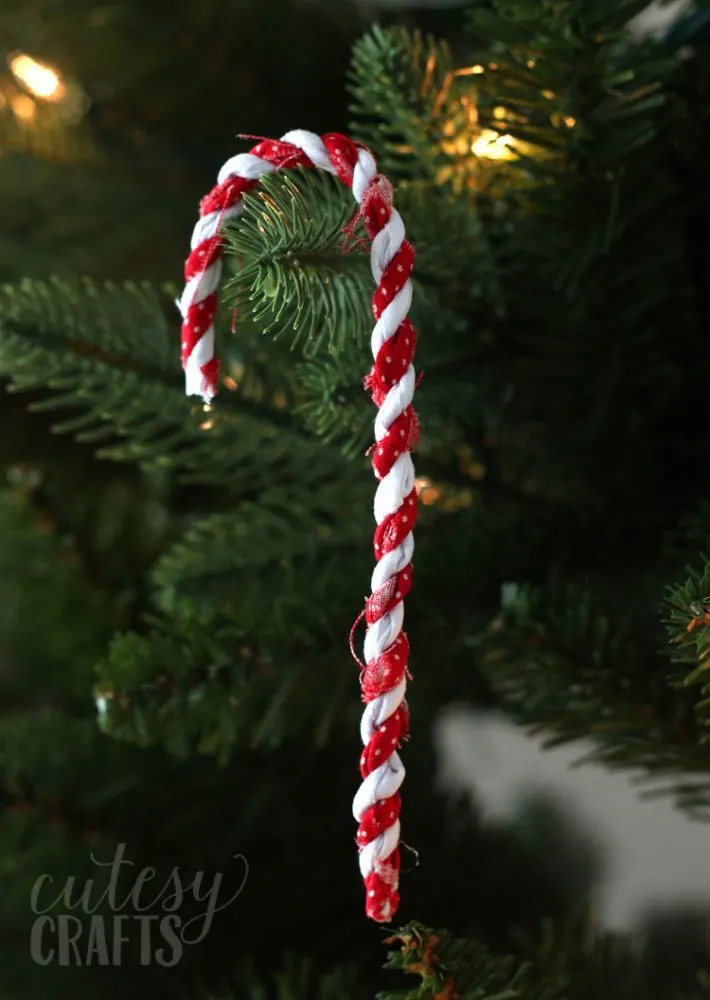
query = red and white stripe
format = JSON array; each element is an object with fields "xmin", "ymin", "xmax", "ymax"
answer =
[{"xmin": 180, "ymin": 131, "xmax": 419, "ymax": 922}]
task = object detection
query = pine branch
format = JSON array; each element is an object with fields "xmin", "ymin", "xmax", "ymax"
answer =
[
  {"xmin": 380, "ymin": 922, "xmax": 529, "ymax": 1000},
  {"xmin": 0, "ymin": 278, "xmax": 360, "ymax": 490},
  {"xmin": 222, "ymin": 169, "xmax": 373, "ymax": 357},
  {"xmin": 469, "ymin": 581, "xmax": 710, "ymax": 816},
  {"xmin": 467, "ymin": 0, "xmax": 682, "ymax": 297},
  {"xmin": 664, "ymin": 559, "xmax": 710, "ymax": 746},
  {"xmin": 94, "ymin": 585, "xmax": 366, "ymax": 762},
  {"xmin": 348, "ymin": 25, "xmax": 459, "ymax": 184},
  {"xmin": 218, "ymin": 166, "xmax": 497, "ymax": 461},
  {"xmin": 378, "ymin": 917, "xmax": 709, "ymax": 1000},
  {"xmin": 0, "ymin": 487, "xmax": 116, "ymax": 707},
  {"xmin": 294, "ymin": 284, "xmax": 506, "ymax": 465},
  {"xmin": 151, "ymin": 484, "xmax": 371, "ymax": 615},
  {"xmin": 429, "ymin": 0, "xmax": 695, "ymax": 511},
  {"xmin": 0, "ymin": 277, "xmax": 174, "ymax": 368},
  {"xmin": 188, "ymin": 955, "xmax": 368, "ymax": 1000}
]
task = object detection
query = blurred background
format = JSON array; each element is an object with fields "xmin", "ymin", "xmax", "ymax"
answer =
[{"xmin": 3, "ymin": 1, "xmax": 710, "ymax": 999}]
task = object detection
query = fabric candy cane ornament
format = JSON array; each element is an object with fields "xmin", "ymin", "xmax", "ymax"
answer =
[{"xmin": 179, "ymin": 130, "xmax": 419, "ymax": 923}]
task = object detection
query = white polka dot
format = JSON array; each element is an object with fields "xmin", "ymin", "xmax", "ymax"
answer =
[
  {"xmin": 400, "ymin": 430, "xmax": 405, "ymax": 437},
  {"xmin": 394, "ymin": 655, "xmax": 400, "ymax": 661},
  {"xmin": 369, "ymin": 889, "xmax": 375, "ymax": 897},
  {"xmin": 402, "ymin": 516, "xmax": 408, "ymax": 523},
  {"xmin": 374, "ymin": 749, "xmax": 380, "ymax": 756},
  {"xmin": 395, "ymin": 591, "xmax": 401, "ymax": 598},
  {"xmin": 394, "ymin": 450, "xmax": 399, "ymax": 457}
]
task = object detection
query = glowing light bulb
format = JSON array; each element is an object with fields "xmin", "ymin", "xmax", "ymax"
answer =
[
  {"xmin": 471, "ymin": 130, "xmax": 516, "ymax": 160},
  {"xmin": 9, "ymin": 53, "xmax": 64, "ymax": 100}
]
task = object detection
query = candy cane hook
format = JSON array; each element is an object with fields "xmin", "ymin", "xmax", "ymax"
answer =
[{"xmin": 179, "ymin": 130, "xmax": 419, "ymax": 923}]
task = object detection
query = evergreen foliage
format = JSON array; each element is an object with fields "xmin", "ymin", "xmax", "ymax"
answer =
[{"xmin": 2, "ymin": 0, "xmax": 710, "ymax": 997}]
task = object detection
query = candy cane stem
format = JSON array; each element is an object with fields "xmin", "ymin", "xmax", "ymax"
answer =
[{"xmin": 180, "ymin": 131, "xmax": 419, "ymax": 922}]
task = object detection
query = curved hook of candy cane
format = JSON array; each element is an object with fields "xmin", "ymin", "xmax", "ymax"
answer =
[{"xmin": 179, "ymin": 130, "xmax": 418, "ymax": 923}]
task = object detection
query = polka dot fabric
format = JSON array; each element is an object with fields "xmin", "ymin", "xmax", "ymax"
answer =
[{"xmin": 179, "ymin": 130, "xmax": 419, "ymax": 923}]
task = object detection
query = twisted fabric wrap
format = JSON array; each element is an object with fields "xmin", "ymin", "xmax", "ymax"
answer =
[{"xmin": 179, "ymin": 130, "xmax": 419, "ymax": 923}]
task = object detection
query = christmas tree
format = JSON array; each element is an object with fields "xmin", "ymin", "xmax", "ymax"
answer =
[{"xmin": 1, "ymin": 0, "xmax": 710, "ymax": 996}]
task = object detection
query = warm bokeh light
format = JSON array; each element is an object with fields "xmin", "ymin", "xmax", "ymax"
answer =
[
  {"xmin": 414, "ymin": 477, "xmax": 441, "ymax": 506},
  {"xmin": 9, "ymin": 53, "xmax": 64, "ymax": 100},
  {"xmin": 10, "ymin": 93, "xmax": 36, "ymax": 121},
  {"xmin": 471, "ymin": 130, "xmax": 516, "ymax": 160},
  {"xmin": 200, "ymin": 402, "xmax": 214, "ymax": 430},
  {"xmin": 551, "ymin": 112, "xmax": 577, "ymax": 129}
]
